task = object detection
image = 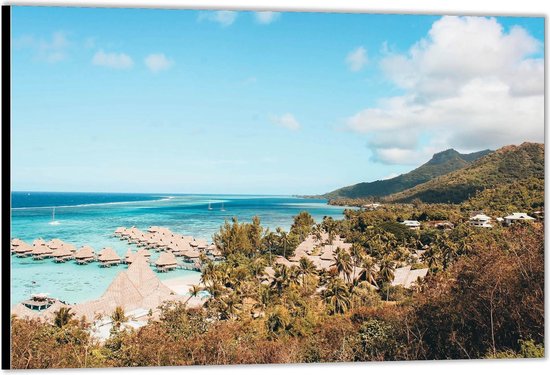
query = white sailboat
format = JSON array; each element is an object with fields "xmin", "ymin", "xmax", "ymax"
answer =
[
  {"xmin": 208, "ymin": 201, "xmax": 213, "ymax": 211},
  {"xmin": 221, "ymin": 202, "xmax": 226, "ymax": 212},
  {"xmin": 50, "ymin": 207, "xmax": 60, "ymax": 225}
]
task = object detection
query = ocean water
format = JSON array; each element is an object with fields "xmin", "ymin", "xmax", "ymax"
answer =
[{"xmin": 10, "ymin": 192, "xmax": 346, "ymax": 306}]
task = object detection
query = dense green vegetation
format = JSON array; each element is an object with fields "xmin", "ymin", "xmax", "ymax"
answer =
[
  {"xmin": 323, "ymin": 149, "xmax": 491, "ymax": 200},
  {"xmin": 386, "ymin": 142, "xmax": 544, "ymax": 204},
  {"xmin": 11, "ymin": 200, "xmax": 545, "ymax": 368}
]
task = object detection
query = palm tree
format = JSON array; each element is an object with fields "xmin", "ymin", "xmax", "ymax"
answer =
[
  {"xmin": 297, "ymin": 257, "xmax": 317, "ymax": 286},
  {"xmin": 350, "ymin": 243, "xmax": 364, "ymax": 279},
  {"xmin": 323, "ymin": 278, "xmax": 351, "ymax": 315},
  {"xmin": 312, "ymin": 224, "xmax": 323, "ymax": 244},
  {"xmin": 219, "ymin": 292, "xmax": 242, "ymax": 320},
  {"xmin": 278, "ymin": 230, "xmax": 292, "ymax": 258},
  {"xmin": 111, "ymin": 306, "xmax": 128, "ymax": 329},
  {"xmin": 53, "ymin": 307, "xmax": 75, "ymax": 328},
  {"xmin": 378, "ymin": 258, "xmax": 396, "ymax": 301},
  {"xmin": 357, "ymin": 255, "xmax": 378, "ymax": 288},
  {"xmin": 270, "ymin": 264, "xmax": 289, "ymax": 296},
  {"xmin": 331, "ymin": 247, "xmax": 353, "ymax": 283},
  {"xmin": 186, "ymin": 284, "xmax": 203, "ymax": 304},
  {"xmin": 265, "ymin": 306, "xmax": 291, "ymax": 338}
]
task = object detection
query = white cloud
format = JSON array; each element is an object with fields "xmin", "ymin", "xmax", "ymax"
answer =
[
  {"xmin": 270, "ymin": 113, "xmax": 301, "ymax": 131},
  {"xmin": 14, "ymin": 31, "xmax": 70, "ymax": 63},
  {"xmin": 198, "ymin": 11, "xmax": 238, "ymax": 27},
  {"xmin": 255, "ymin": 11, "xmax": 281, "ymax": 24},
  {"xmin": 92, "ymin": 50, "xmax": 134, "ymax": 69},
  {"xmin": 144, "ymin": 53, "xmax": 174, "ymax": 73},
  {"xmin": 381, "ymin": 172, "xmax": 399, "ymax": 180},
  {"xmin": 346, "ymin": 46, "xmax": 368, "ymax": 72},
  {"xmin": 346, "ymin": 16, "xmax": 544, "ymax": 165}
]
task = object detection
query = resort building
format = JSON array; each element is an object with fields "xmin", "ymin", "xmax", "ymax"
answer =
[
  {"xmin": 98, "ymin": 247, "xmax": 122, "ymax": 267},
  {"xmin": 12, "ymin": 240, "xmax": 33, "ymax": 257},
  {"xmin": 401, "ymin": 220, "xmax": 421, "ymax": 230},
  {"xmin": 155, "ymin": 252, "xmax": 178, "ymax": 272},
  {"xmin": 52, "ymin": 245, "xmax": 74, "ymax": 263},
  {"xmin": 31, "ymin": 244, "xmax": 54, "ymax": 260},
  {"xmin": 74, "ymin": 246, "xmax": 96, "ymax": 264},
  {"xmin": 503, "ymin": 212, "xmax": 535, "ymax": 226},
  {"xmin": 362, "ymin": 203, "xmax": 382, "ymax": 210},
  {"xmin": 469, "ymin": 213, "xmax": 493, "ymax": 228},
  {"xmin": 392, "ymin": 266, "xmax": 429, "ymax": 289}
]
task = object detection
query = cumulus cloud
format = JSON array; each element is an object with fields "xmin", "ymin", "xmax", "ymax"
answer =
[
  {"xmin": 14, "ymin": 31, "xmax": 70, "ymax": 63},
  {"xmin": 144, "ymin": 53, "xmax": 174, "ymax": 73},
  {"xmin": 270, "ymin": 113, "xmax": 301, "ymax": 131},
  {"xmin": 346, "ymin": 46, "xmax": 368, "ymax": 72},
  {"xmin": 346, "ymin": 16, "xmax": 544, "ymax": 165},
  {"xmin": 255, "ymin": 11, "xmax": 281, "ymax": 24},
  {"xmin": 92, "ymin": 50, "xmax": 134, "ymax": 69},
  {"xmin": 198, "ymin": 11, "xmax": 238, "ymax": 27}
]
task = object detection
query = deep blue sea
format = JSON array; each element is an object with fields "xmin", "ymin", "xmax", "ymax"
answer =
[{"xmin": 10, "ymin": 192, "xmax": 346, "ymax": 305}]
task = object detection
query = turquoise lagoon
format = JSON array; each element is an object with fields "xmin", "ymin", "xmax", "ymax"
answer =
[{"xmin": 10, "ymin": 193, "xmax": 347, "ymax": 306}]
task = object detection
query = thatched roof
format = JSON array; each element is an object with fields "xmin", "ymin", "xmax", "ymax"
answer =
[
  {"xmin": 47, "ymin": 238, "xmax": 65, "ymax": 250},
  {"xmin": 32, "ymin": 239, "xmax": 46, "ymax": 247},
  {"xmin": 14, "ymin": 242, "xmax": 33, "ymax": 254},
  {"xmin": 392, "ymin": 266, "xmax": 429, "ymax": 289},
  {"xmin": 155, "ymin": 252, "xmax": 177, "ymax": 267},
  {"xmin": 274, "ymin": 256, "xmax": 293, "ymax": 267},
  {"xmin": 52, "ymin": 245, "xmax": 73, "ymax": 258},
  {"xmin": 31, "ymin": 245, "xmax": 53, "ymax": 256},
  {"xmin": 98, "ymin": 248, "xmax": 121, "ymax": 262},
  {"xmin": 11, "ymin": 300, "xmax": 71, "ymax": 322},
  {"xmin": 75, "ymin": 246, "xmax": 95, "ymax": 259},
  {"xmin": 72, "ymin": 256, "xmax": 182, "ymax": 320}
]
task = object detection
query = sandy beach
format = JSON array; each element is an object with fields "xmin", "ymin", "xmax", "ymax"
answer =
[{"xmin": 161, "ymin": 272, "xmax": 203, "ymax": 295}]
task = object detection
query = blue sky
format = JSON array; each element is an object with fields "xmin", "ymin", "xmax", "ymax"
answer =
[{"xmin": 11, "ymin": 7, "xmax": 545, "ymax": 194}]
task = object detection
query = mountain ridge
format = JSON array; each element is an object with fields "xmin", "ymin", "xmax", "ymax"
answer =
[
  {"xmin": 385, "ymin": 142, "xmax": 544, "ymax": 204},
  {"xmin": 323, "ymin": 148, "xmax": 492, "ymax": 200}
]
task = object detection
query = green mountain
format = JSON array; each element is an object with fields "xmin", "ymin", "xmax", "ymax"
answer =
[
  {"xmin": 323, "ymin": 148, "xmax": 492, "ymax": 200},
  {"xmin": 386, "ymin": 142, "xmax": 544, "ymax": 204}
]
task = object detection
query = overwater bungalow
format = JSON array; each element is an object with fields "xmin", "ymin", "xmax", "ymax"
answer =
[
  {"xmin": 11, "ymin": 238, "xmax": 28, "ymax": 254},
  {"xmin": 181, "ymin": 248, "xmax": 201, "ymax": 263},
  {"xmin": 31, "ymin": 244, "xmax": 54, "ymax": 260},
  {"xmin": 74, "ymin": 245, "xmax": 96, "ymax": 264},
  {"xmin": 155, "ymin": 252, "xmax": 177, "ymax": 272},
  {"xmin": 14, "ymin": 242, "xmax": 33, "ymax": 258},
  {"xmin": 52, "ymin": 245, "xmax": 74, "ymax": 263},
  {"xmin": 47, "ymin": 238, "xmax": 66, "ymax": 251},
  {"xmin": 98, "ymin": 247, "xmax": 121, "ymax": 267}
]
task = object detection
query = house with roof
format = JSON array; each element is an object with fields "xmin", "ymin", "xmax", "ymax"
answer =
[
  {"xmin": 503, "ymin": 212, "xmax": 535, "ymax": 226},
  {"xmin": 401, "ymin": 220, "xmax": 421, "ymax": 230},
  {"xmin": 469, "ymin": 213, "xmax": 493, "ymax": 228}
]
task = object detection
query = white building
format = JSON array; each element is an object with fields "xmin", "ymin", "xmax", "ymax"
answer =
[
  {"xmin": 503, "ymin": 212, "xmax": 535, "ymax": 226},
  {"xmin": 469, "ymin": 214, "xmax": 493, "ymax": 228},
  {"xmin": 362, "ymin": 203, "xmax": 382, "ymax": 210},
  {"xmin": 401, "ymin": 220, "xmax": 421, "ymax": 230}
]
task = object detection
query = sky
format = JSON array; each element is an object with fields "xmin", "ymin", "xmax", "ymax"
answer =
[{"xmin": 10, "ymin": 7, "xmax": 545, "ymax": 195}]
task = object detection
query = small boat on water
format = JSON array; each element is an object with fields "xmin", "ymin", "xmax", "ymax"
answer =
[
  {"xmin": 208, "ymin": 201, "xmax": 213, "ymax": 211},
  {"xmin": 221, "ymin": 202, "xmax": 226, "ymax": 212},
  {"xmin": 50, "ymin": 207, "xmax": 60, "ymax": 226}
]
